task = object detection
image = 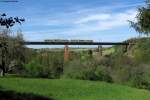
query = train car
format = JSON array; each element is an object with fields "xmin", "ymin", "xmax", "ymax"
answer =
[
  {"xmin": 45, "ymin": 39, "xmax": 93, "ymax": 43},
  {"xmin": 45, "ymin": 39, "xmax": 69, "ymax": 42},
  {"xmin": 85, "ymin": 40, "xmax": 94, "ymax": 42},
  {"xmin": 45, "ymin": 39, "xmax": 54, "ymax": 42},
  {"xmin": 70, "ymin": 40, "xmax": 79, "ymax": 42},
  {"xmin": 60, "ymin": 40, "xmax": 69, "ymax": 42},
  {"xmin": 70, "ymin": 40, "xmax": 93, "ymax": 43}
]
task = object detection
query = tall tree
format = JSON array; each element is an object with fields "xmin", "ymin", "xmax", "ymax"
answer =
[
  {"xmin": 0, "ymin": 13, "xmax": 25, "ymax": 76},
  {"xmin": 129, "ymin": 0, "xmax": 150, "ymax": 36}
]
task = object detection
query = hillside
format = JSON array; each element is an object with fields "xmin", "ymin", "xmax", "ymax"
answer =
[
  {"xmin": 0, "ymin": 78, "xmax": 150, "ymax": 100},
  {"xmin": 115, "ymin": 37, "xmax": 150, "ymax": 63}
]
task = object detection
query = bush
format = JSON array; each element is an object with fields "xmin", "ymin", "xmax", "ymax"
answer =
[
  {"xmin": 24, "ymin": 51, "xmax": 64, "ymax": 78},
  {"xmin": 130, "ymin": 64, "xmax": 150, "ymax": 90},
  {"xmin": 63, "ymin": 58, "xmax": 96, "ymax": 80},
  {"xmin": 132, "ymin": 38, "xmax": 150, "ymax": 64},
  {"xmin": 24, "ymin": 60, "xmax": 50, "ymax": 78},
  {"xmin": 95, "ymin": 65, "xmax": 112, "ymax": 82},
  {"xmin": 63, "ymin": 58, "xmax": 112, "ymax": 82}
]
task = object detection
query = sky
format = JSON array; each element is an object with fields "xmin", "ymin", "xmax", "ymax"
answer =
[{"xmin": 0, "ymin": 0, "xmax": 145, "ymax": 48}]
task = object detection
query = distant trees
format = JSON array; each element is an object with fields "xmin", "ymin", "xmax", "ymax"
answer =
[{"xmin": 129, "ymin": 0, "xmax": 150, "ymax": 36}]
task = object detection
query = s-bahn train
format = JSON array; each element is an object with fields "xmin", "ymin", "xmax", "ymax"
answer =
[{"xmin": 44, "ymin": 39, "xmax": 93, "ymax": 43}]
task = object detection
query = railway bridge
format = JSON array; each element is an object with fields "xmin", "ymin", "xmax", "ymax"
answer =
[
  {"xmin": 0, "ymin": 41, "xmax": 131, "ymax": 61},
  {"xmin": 22, "ymin": 41, "xmax": 130, "ymax": 61}
]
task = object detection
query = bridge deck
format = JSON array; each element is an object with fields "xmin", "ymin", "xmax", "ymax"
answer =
[{"xmin": 22, "ymin": 42, "xmax": 129, "ymax": 45}]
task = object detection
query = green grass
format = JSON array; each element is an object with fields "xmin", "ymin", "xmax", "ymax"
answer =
[{"xmin": 0, "ymin": 78, "xmax": 150, "ymax": 100}]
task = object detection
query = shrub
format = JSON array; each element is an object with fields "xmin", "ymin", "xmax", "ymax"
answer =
[
  {"xmin": 63, "ymin": 58, "xmax": 112, "ymax": 82},
  {"xmin": 130, "ymin": 64, "xmax": 150, "ymax": 90},
  {"xmin": 24, "ymin": 51, "xmax": 64, "ymax": 78},
  {"xmin": 24, "ymin": 60, "xmax": 49, "ymax": 78},
  {"xmin": 63, "ymin": 58, "xmax": 96, "ymax": 80},
  {"xmin": 95, "ymin": 65, "xmax": 112, "ymax": 82},
  {"xmin": 132, "ymin": 39, "xmax": 150, "ymax": 64}
]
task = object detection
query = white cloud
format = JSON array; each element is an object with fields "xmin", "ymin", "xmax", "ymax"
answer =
[
  {"xmin": 24, "ymin": 2, "xmax": 142, "ymax": 27},
  {"xmin": 76, "ymin": 14, "xmax": 111, "ymax": 24},
  {"xmin": 73, "ymin": 2, "xmax": 143, "ymax": 15},
  {"xmin": 22, "ymin": 2, "xmax": 140, "ymax": 42},
  {"xmin": 97, "ymin": 10, "xmax": 137, "ymax": 29},
  {"xmin": 64, "ymin": 9, "xmax": 137, "ymax": 34},
  {"xmin": 23, "ymin": 9, "xmax": 138, "ymax": 38}
]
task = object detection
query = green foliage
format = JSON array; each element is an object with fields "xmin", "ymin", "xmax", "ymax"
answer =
[
  {"xmin": 130, "ymin": 64, "xmax": 150, "ymax": 90},
  {"xmin": 129, "ymin": 1, "xmax": 150, "ymax": 36},
  {"xmin": 63, "ymin": 58, "xmax": 96, "ymax": 80},
  {"xmin": 24, "ymin": 60, "xmax": 47, "ymax": 78},
  {"xmin": 109, "ymin": 38, "xmax": 150, "ymax": 89},
  {"xmin": 63, "ymin": 56, "xmax": 112, "ymax": 82},
  {"xmin": 95, "ymin": 65, "xmax": 112, "ymax": 82},
  {"xmin": 24, "ymin": 51, "xmax": 64, "ymax": 78},
  {"xmin": 132, "ymin": 38, "xmax": 150, "ymax": 64}
]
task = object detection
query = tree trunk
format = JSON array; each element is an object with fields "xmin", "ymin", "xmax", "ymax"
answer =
[
  {"xmin": 2, "ymin": 62, "xmax": 5, "ymax": 76},
  {"xmin": 0, "ymin": 60, "xmax": 6, "ymax": 77},
  {"xmin": 0, "ymin": 67, "xmax": 5, "ymax": 77},
  {"xmin": 0, "ymin": 69, "xmax": 5, "ymax": 77},
  {"xmin": 0, "ymin": 45, "xmax": 6, "ymax": 77}
]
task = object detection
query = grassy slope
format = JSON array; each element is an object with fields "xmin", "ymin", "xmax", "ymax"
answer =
[{"xmin": 0, "ymin": 78, "xmax": 150, "ymax": 100}]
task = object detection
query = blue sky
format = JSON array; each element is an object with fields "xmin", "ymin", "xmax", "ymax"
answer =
[{"xmin": 0, "ymin": 0, "xmax": 145, "ymax": 48}]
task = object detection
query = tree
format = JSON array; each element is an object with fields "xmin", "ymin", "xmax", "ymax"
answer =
[
  {"xmin": 129, "ymin": 0, "xmax": 150, "ymax": 36},
  {"xmin": 0, "ymin": 13, "xmax": 25, "ymax": 76}
]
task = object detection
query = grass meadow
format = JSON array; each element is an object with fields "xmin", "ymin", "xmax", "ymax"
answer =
[{"xmin": 0, "ymin": 77, "xmax": 150, "ymax": 100}]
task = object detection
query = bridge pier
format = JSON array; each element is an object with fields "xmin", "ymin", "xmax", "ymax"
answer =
[
  {"xmin": 98, "ymin": 45, "xmax": 103, "ymax": 56},
  {"xmin": 125, "ymin": 45, "xmax": 128, "ymax": 52},
  {"xmin": 124, "ymin": 43, "xmax": 130, "ymax": 53},
  {"xmin": 127, "ymin": 42, "xmax": 133, "ymax": 52},
  {"xmin": 64, "ymin": 45, "xmax": 69, "ymax": 62},
  {"xmin": 88, "ymin": 49, "xmax": 93, "ymax": 57}
]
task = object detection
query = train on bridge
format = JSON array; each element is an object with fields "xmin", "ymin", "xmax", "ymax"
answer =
[{"xmin": 44, "ymin": 39, "xmax": 93, "ymax": 43}]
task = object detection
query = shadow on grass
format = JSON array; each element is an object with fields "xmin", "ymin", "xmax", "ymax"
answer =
[{"xmin": 0, "ymin": 89, "xmax": 52, "ymax": 100}]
